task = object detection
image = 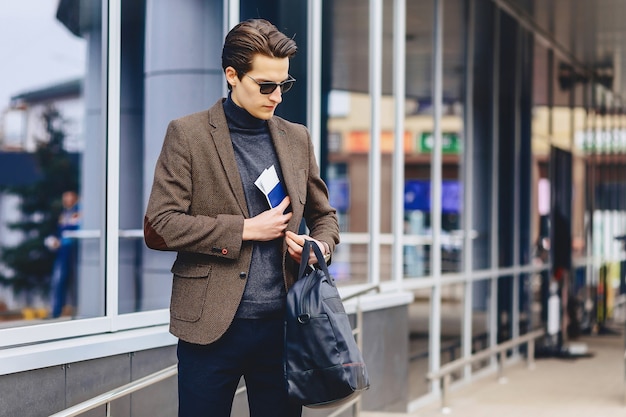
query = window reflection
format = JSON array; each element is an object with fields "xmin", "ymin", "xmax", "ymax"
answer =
[
  {"xmin": 531, "ymin": 40, "xmax": 551, "ymax": 330},
  {"xmin": 323, "ymin": 0, "xmax": 470, "ymax": 282},
  {"xmin": 323, "ymin": 0, "xmax": 372, "ymax": 284},
  {"xmin": 0, "ymin": 0, "xmax": 103, "ymax": 326},
  {"xmin": 130, "ymin": 0, "xmax": 224, "ymax": 314},
  {"xmin": 118, "ymin": 1, "xmax": 149, "ymax": 314}
]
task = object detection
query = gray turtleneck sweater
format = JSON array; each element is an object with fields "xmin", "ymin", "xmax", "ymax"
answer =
[{"xmin": 223, "ymin": 95, "xmax": 287, "ymax": 319}]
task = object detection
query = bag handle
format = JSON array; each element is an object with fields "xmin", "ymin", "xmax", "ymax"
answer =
[{"xmin": 297, "ymin": 239, "xmax": 333, "ymax": 285}]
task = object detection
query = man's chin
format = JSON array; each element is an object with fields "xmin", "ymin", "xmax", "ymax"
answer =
[{"xmin": 256, "ymin": 111, "xmax": 275, "ymax": 120}]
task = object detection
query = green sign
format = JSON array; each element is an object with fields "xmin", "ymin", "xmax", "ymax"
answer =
[
  {"xmin": 420, "ymin": 132, "xmax": 461, "ymax": 154},
  {"xmin": 576, "ymin": 129, "xmax": 626, "ymax": 153}
]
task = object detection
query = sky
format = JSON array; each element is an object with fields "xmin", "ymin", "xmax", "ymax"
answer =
[{"xmin": 0, "ymin": 0, "xmax": 86, "ymax": 112}]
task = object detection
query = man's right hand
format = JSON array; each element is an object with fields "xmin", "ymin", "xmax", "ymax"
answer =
[{"xmin": 242, "ymin": 196, "xmax": 292, "ymax": 241}]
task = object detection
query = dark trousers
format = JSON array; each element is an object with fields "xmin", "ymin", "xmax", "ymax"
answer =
[{"xmin": 177, "ymin": 317, "xmax": 302, "ymax": 417}]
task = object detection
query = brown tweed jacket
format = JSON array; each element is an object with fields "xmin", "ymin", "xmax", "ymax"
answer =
[{"xmin": 144, "ymin": 99, "xmax": 340, "ymax": 345}]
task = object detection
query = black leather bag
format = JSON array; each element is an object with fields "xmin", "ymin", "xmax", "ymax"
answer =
[{"xmin": 284, "ymin": 240, "xmax": 370, "ymax": 408}]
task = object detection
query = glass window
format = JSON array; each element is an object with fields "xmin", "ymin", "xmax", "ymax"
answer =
[
  {"xmin": 469, "ymin": 0, "xmax": 497, "ymax": 271},
  {"xmin": 440, "ymin": 0, "xmax": 465, "ymax": 275},
  {"xmin": 322, "ymin": 0, "xmax": 467, "ymax": 282},
  {"xmin": 323, "ymin": 0, "xmax": 372, "ymax": 284},
  {"xmin": 0, "ymin": 0, "xmax": 104, "ymax": 327},
  {"xmin": 571, "ymin": 81, "xmax": 588, "ymax": 268},
  {"xmin": 402, "ymin": 0, "xmax": 436, "ymax": 279},
  {"xmin": 437, "ymin": 0, "xmax": 467, "ymax": 382},
  {"xmin": 531, "ymin": 40, "xmax": 551, "ymax": 327},
  {"xmin": 125, "ymin": 0, "xmax": 224, "ymax": 314}
]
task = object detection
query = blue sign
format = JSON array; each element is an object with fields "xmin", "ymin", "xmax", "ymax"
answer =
[
  {"xmin": 404, "ymin": 180, "xmax": 461, "ymax": 213},
  {"xmin": 328, "ymin": 178, "xmax": 350, "ymax": 211}
]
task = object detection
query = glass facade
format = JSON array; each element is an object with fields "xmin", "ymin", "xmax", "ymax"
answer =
[
  {"xmin": 0, "ymin": 0, "xmax": 106, "ymax": 331},
  {"xmin": 0, "ymin": 0, "xmax": 625, "ymax": 407}
]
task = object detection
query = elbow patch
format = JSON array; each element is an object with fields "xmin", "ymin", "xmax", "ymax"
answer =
[{"xmin": 144, "ymin": 216, "xmax": 168, "ymax": 250}]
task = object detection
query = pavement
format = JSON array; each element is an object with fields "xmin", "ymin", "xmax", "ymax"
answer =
[{"xmin": 362, "ymin": 328, "xmax": 626, "ymax": 417}]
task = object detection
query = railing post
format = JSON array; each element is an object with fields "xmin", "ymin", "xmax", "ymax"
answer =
[
  {"xmin": 497, "ymin": 351, "xmax": 506, "ymax": 383},
  {"xmin": 442, "ymin": 374, "xmax": 451, "ymax": 411},
  {"xmin": 355, "ymin": 297, "xmax": 363, "ymax": 417},
  {"xmin": 527, "ymin": 338, "xmax": 536, "ymax": 370}
]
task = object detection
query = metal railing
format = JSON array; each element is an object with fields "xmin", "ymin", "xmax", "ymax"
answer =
[
  {"xmin": 49, "ymin": 365, "xmax": 178, "ymax": 417},
  {"xmin": 426, "ymin": 328, "xmax": 545, "ymax": 412},
  {"xmin": 49, "ymin": 284, "xmax": 380, "ymax": 417}
]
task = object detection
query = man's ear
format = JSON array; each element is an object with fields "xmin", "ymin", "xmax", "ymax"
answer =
[{"xmin": 225, "ymin": 66, "xmax": 238, "ymax": 89}]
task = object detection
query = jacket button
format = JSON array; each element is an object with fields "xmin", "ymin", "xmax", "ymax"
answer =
[
  {"xmin": 239, "ymin": 272, "xmax": 247, "ymax": 279},
  {"xmin": 221, "ymin": 248, "xmax": 228, "ymax": 255}
]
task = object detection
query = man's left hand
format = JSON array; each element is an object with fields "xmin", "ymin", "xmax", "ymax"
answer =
[{"xmin": 285, "ymin": 230, "xmax": 329, "ymax": 265}]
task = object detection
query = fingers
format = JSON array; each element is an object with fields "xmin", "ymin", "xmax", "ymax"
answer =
[
  {"xmin": 285, "ymin": 231, "xmax": 304, "ymax": 263},
  {"xmin": 277, "ymin": 195, "xmax": 291, "ymax": 212},
  {"xmin": 286, "ymin": 232, "xmax": 325, "ymax": 265},
  {"xmin": 285, "ymin": 232, "xmax": 304, "ymax": 255},
  {"xmin": 275, "ymin": 197, "xmax": 292, "ymax": 233},
  {"xmin": 285, "ymin": 230, "xmax": 305, "ymax": 246},
  {"xmin": 242, "ymin": 198, "xmax": 292, "ymax": 241},
  {"xmin": 285, "ymin": 234, "xmax": 298, "ymax": 249}
]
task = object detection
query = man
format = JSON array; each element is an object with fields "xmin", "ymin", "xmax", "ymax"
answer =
[{"xmin": 144, "ymin": 19, "xmax": 340, "ymax": 417}]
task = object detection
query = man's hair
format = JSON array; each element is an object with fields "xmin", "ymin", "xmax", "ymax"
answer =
[{"xmin": 222, "ymin": 19, "xmax": 298, "ymax": 90}]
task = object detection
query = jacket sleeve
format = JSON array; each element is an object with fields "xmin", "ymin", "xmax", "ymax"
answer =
[
  {"xmin": 143, "ymin": 119, "xmax": 244, "ymax": 259},
  {"xmin": 301, "ymin": 127, "xmax": 340, "ymax": 253}
]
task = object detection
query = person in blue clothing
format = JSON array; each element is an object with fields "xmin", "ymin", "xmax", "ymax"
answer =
[{"xmin": 45, "ymin": 190, "xmax": 80, "ymax": 318}]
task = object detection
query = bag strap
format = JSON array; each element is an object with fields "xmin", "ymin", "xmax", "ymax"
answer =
[{"xmin": 297, "ymin": 240, "xmax": 333, "ymax": 285}]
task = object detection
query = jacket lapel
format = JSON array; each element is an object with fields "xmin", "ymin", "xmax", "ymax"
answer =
[
  {"xmin": 208, "ymin": 101, "xmax": 249, "ymax": 216},
  {"xmin": 268, "ymin": 119, "xmax": 298, "ymax": 206}
]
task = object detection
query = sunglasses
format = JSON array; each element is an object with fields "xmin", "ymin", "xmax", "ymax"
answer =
[{"xmin": 244, "ymin": 74, "xmax": 296, "ymax": 95}]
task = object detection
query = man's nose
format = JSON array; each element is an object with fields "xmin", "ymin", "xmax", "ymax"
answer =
[{"xmin": 269, "ymin": 87, "xmax": 283, "ymax": 103}]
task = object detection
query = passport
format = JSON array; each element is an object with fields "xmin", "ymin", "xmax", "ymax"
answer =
[{"xmin": 254, "ymin": 164, "xmax": 286, "ymax": 208}]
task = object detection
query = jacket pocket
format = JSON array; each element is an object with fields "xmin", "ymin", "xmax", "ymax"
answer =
[{"xmin": 170, "ymin": 263, "xmax": 211, "ymax": 322}]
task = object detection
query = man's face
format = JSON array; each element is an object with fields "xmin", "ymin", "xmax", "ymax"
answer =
[
  {"xmin": 227, "ymin": 54, "xmax": 290, "ymax": 120},
  {"xmin": 62, "ymin": 191, "xmax": 78, "ymax": 209}
]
